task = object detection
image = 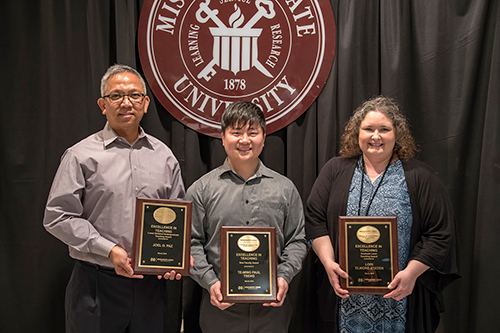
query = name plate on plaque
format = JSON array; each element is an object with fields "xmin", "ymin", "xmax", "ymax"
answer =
[
  {"xmin": 132, "ymin": 198, "xmax": 192, "ymax": 275},
  {"xmin": 338, "ymin": 216, "xmax": 399, "ymax": 294},
  {"xmin": 220, "ymin": 226, "xmax": 277, "ymax": 303}
]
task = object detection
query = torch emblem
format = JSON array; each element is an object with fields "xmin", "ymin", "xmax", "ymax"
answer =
[
  {"xmin": 138, "ymin": 0, "xmax": 336, "ymax": 137},
  {"xmin": 196, "ymin": 0, "xmax": 275, "ymax": 81}
]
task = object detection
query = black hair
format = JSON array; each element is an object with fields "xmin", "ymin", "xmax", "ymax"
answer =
[{"xmin": 221, "ymin": 101, "xmax": 266, "ymax": 134}]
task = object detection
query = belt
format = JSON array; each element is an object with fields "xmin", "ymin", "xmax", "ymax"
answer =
[{"xmin": 77, "ymin": 260, "xmax": 116, "ymax": 272}]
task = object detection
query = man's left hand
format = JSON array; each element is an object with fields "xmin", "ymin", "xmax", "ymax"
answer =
[
  {"xmin": 263, "ymin": 277, "xmax": 288, "ymax": 307},
  {"xmin": 157, "ymin": 255, "xmax": 194, "ymax": 280}
]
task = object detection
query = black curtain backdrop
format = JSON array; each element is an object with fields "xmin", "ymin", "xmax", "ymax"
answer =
[{"xmin": 1, "ymin": 0, "xmax": 499, "ymax": 332}]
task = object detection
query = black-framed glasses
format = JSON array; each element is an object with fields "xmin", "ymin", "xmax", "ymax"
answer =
[{"xmin": 102, "ymin": 93, "xmax": 145, "ymax": 104}]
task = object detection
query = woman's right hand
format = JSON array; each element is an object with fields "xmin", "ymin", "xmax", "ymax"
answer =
[
  {"xmin": 324, "ymin": 260, "xmax": 350, "ymax": 298},
  {"xmin": 312, "ymin": 236, "xmax": 350, "ymax": 298}
]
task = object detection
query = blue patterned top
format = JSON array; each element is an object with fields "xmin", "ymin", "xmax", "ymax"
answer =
[{"xmin": 339, "ymin": 157, "xmax": 413, "ymax": 333}]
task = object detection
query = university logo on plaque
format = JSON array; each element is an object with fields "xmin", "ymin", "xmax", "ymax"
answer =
[{"xmin": 138, "ymin": 0, "xmax": 336, "ymax": 137}]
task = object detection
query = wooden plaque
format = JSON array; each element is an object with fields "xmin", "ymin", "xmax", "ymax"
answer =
[
  {"xmin": 132, "ymin": 198, "xmax": 191, "ymax": 275},
  {"xmin": 338, "ymin": 216, "xmax": 399, "ymax": 294},
  {"xmin": 220, "ymin": 226, "xmax": 277, "ymax": 303}
]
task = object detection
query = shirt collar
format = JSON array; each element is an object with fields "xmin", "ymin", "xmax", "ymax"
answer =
[
  {"xmin": 218, "ymin": 158, "xmax": 274, "ymax": 181},
  {"xmin": 102, "ymin": 122, "xmax": 152, "ymax": 149}
]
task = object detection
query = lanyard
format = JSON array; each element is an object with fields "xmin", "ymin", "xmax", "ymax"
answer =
[{"xmin": 357, "ymin": 158, "xmax": 392, "ymax": 216}]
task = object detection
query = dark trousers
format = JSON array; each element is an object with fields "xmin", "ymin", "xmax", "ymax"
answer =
[
  {"xmin": 199, "ymin": 289, "xmax": 292, "ymax": 333},
  {"xmin": 65, "ymin": 260, "xmax": 168, "ymax": 333}
]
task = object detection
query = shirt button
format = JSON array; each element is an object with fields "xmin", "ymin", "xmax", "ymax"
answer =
[
  {"xmin": 245, "ymin": 200, "xmax": 249, "ymax": 204},
  {"xmin": 246, "ymin": 221, "xmax": 250, "ymax": 225},
  {"xmin": 135, "ymin": 187, "xmax": 139, "ymax": 191},
  {"xmin": 134, "ymin": 166, "xmax": 138, "ymax": 170}
]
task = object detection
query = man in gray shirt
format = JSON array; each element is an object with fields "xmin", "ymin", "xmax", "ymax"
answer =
[
  {"xmin": 186, "ymin": 101, "xmax": 307, "ymax": 333},
  {"xmin": 43, "ymin": 64, "xmax": 185, "ymax": 332}
]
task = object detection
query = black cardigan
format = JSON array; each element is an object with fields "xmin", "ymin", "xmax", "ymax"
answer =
[{"xmin": 305, "ymin": 157, "xmax": 460, "ymax": 333}]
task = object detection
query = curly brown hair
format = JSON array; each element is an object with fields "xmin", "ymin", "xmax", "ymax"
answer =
[{"xmin": 339, "ymin": 96, "xmax": 417, "ymax": 161}]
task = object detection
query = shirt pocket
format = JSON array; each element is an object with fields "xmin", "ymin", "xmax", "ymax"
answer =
[
  {"xmin": 256, "ymin": 201, "xmax": 286, "ymax": 227},
  {"xmin": 142, "ymin": 171, "xmax": 171, "ymax": 198}
]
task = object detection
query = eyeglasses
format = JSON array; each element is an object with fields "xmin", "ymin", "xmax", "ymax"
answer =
[{"xmin": 102, "ymin": 93, "xmax": 145, "ymax": 104}]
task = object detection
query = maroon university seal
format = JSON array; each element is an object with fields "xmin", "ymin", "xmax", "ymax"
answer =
[{"xmin": 138, "ymin": 0, "xmax": 335, "ymax": 137}]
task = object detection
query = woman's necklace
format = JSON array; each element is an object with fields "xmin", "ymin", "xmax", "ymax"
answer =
[{"xmin": 357, "ymin": 157, "xmax": 392, "ymax": 216}]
